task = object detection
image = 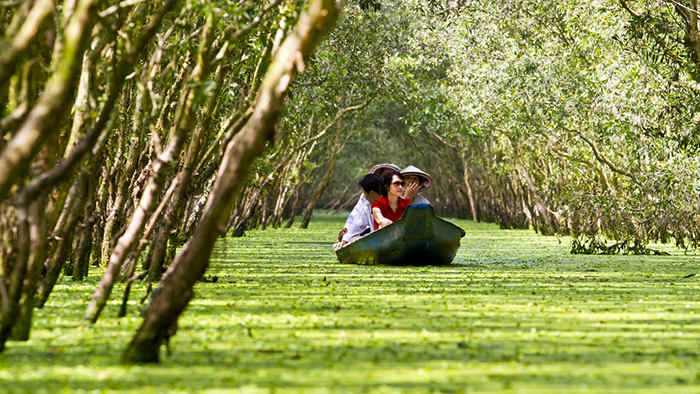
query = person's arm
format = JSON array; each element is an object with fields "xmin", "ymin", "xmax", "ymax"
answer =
[
  {"xmin": 341, "ymin": 208, "xmax": 370, "ymax": 242},
  {"xmin": 337, "ymin": 228, "xmax": 348, "ymax": 242},
  {"xmin": 372, "ymin": 207, "xmax": 393, "ymax": 228},
  {"xmin": 336, "ymin": 197, "xmax": 364, "ymax": 244},
  {"xmin": 335, "ymin": 199, "xmax": 373, "ymax": 249},
  {"xmin": 403, "ymin": 182, "xmax": 419, "ymax": 202},
  {"xmin": 343, "ymin": 196, "xmax": 365, "ymax": 228}
]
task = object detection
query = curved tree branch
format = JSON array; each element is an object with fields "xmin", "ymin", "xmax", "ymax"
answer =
[
  {"xmin": 0, "ymin": 0, "xmax": 54, "ymax": 89},
  {"xmin": 567, "ymin": 127, "xmax": 639, "ymax": 185},
  {"xmin": 122, "ymin": 0, "xmax": 341, "ymax": 364}
]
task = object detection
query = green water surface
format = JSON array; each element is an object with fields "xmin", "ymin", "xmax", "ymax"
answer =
[{"xmin": 1, "ymin": 214, "xmax": 699, "ymax": 393}]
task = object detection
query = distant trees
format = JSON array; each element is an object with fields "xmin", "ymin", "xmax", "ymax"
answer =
[
  {"xmin": 320, "ymin": 0, "xmax": 700, "ymax": 254},
  {"xmin": 0, "ymin": 0, "xmax": 341, "ymax": 361},
  {"xmin": 1, "ymin": 0, "xmax": 700, "ymax": 364}
]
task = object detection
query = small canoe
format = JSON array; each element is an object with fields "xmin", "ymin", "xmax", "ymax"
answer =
[{"xmin": 335, "ymin": 204, "xmax": 465, "ymax": 266}]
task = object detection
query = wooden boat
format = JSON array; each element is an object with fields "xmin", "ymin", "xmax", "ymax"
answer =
[{"xmin": 335, "ymin": 204, "xmax": 465, "ymax": 266}]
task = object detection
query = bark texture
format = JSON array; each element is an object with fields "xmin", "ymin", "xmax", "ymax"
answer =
[
  {"xmin": 0, "ymin": 0, "xmax": 99, "ymax": 200},
  {"xmin": 84, "ymin": 14, "xmax": 216, "ymax": 324},
  {"xmin": 122, "ymin": 0, "xmax": 341, "ymax": 363}
]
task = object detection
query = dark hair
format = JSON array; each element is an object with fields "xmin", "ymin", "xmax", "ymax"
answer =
[
  {"xmin": 358, "ymin": 174, "xmax": 381, "ymax": 195},
  {"xmin": 379, "ymin": 171, "xmax": 403, "ymax": 197}
]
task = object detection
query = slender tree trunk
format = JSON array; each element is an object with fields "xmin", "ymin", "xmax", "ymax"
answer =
[
  {"xmin": 84, "ymin": 16, "xmax": 217, "ymax": 324},
  {"xmin": 136, "ymin": 64, "xmax": 227, "ymax": 313},
  {"xmin": 122, "ymin": 0, "xmax": 340, "ymax": 363},
  {"xmin": 462, "ymin": 159, "xmax": 478, "ymax": 223},
  {"xmin": 300, "ymin": 155, "xmax": 336, "ymax": 229},
  {"xmin": 231, "ymin": 188, "xmax": 262, "ymax": 236},
  {"xmin": 9, "ymin": 196, "xmax": 47, "ymax": 341},
  {"xmin": 72, "ymin": 197, "xmax": 96, "ymax": 282},
  {"xmin": 90, "ymin": 164, "xmax": 110, "ymax": 266},
  {"xmin": 284, "ymin": 186, "xmax": 303, "ymax": 228},
  {"xmin": 63, "ymin": 52, "xmax": 92, "ymax": 159},
  {"xmin": 271, "ymin": 182, "xmax": 292, "ymax": 228},
  {"xmin": 100, "ymin": 133, "xmax": 141, "ymax": 266},
  {"xmin": 0, "ymin": 204, "xmax": 30, "ymax": 352},
  {"xmin": 260, "ymin": 195, "xmax": 270, "ymax": 230},
  {"xmin": 0, "ymin": 0, "xmax": 98, "ymax": 200},
  {"xmin": 285, "ymin": 152, "xmax": 311, "ymax": 228},
  {"xmin": 35, "ymin": 171, "xmax": 89, "ymax": 307},
  {"xmin": 0, "ymin": 0, "xmax": 54, "ymax": 89}
]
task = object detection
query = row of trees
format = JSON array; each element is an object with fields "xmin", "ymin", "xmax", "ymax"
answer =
[
  {"xmin": 315, "ymin": 0, "xmax": 700, "ymax": 254},
  {"xmin": 0, "ymin": 0, "xmax": 342, "ymax": 362},
  {"xmin": 1, "ymin": 0, "xmax": 700, "ymax": 363}
]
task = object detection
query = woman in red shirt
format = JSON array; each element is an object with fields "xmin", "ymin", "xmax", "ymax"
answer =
[{"xmin": 371, "ymin": 171, "xmax": 414, "ymax": 230}]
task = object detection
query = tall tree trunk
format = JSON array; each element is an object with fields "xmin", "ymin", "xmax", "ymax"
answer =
[
  {"xmin": 135, "ymin": 64, "xmax": 227, "ymax": 313},
  {"xmin": 260, "ymin": 194, "xmax": 270, "ymax": 230},
  {"xmin": 0, "ymin": 205, "xmax": 30, "ymax": 352},
  {"xmin": 100, "ymin": 133, "xmax": 141, "ymax": 266},
  {"xmin": 122, "ymin": 0, "xmax": 340, "ymax": 363},
  {"xmin": 285, "ymin": 152, "xmax": 311, "ymax": 229},
  {"xmin": 0, "ymin": 0, "xmax": 54, "ymax": 89},
  {"xmin": 72, "ymin": 196, "xmax": 96, "ymax": 282},
  {"xmin": 284, "ymin": 186, "xmax": 303, "ymax": 228},
  {"xmin": 231, "ymin": 188, "xmax": 262, "ymax": 236},
  {"xmin": 271, "ymin": 181, "xmax": 292, "ymax": 228},
  {"xmin": 0, "ymin": 0, "xmax": 98, "ymax": 200},
  {"xmin": 89, "ymin": 163, "xmax": 110, "ymax": 266},
  {"xmin": 300, "ymin": 154, "xmax": 337, "ymax": 229},
  {"xmin": 84, "ymin": 15, "xmax": 217, "ymax": 324},
  {"xmin": 462, "ymin": 158, "xmax": 478, "ymax": 223},
  {"xmin": 9, "ymin": 196, "xmax": 47, "ymax": 341},
  {"xmin": 35, "ymin": 170, "xmax": 89, "ymax": 307}
]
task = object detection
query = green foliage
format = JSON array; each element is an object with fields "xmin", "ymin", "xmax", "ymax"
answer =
[
  {"xmin": 318, "ymin": 0, "xmax": 700, "ymax": 250},
  {"xmin": 2, "ymin": 215, "xmax": 700, "ymax": 392}
]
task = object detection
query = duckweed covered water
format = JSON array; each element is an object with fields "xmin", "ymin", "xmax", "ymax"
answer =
[{"xmin": 2, "ymin": 214, "xmax": 700, "ymax": 393}]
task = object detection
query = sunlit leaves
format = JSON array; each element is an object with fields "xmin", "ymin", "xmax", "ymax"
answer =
[
  {"xmin": 3, "ymin": 216, "xmax": 700, "ymax": 391},
  {"xmin": 370, "ymin": 0, "xmax": 700, "ymax": 249}
]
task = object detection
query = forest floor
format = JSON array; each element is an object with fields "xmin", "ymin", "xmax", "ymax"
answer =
[{"xmin": 1, "ymin": 213, "xmax": 700, "ymax": 393}]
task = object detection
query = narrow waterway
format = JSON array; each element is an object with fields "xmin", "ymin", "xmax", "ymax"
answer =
[{"xmin": 3, "ymin": 214, "xmax": 699, "ymax": 394}]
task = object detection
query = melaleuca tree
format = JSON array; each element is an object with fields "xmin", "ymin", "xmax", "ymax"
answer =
[{"xmin": 323, "ymin": 0, "xmax": 700, "ymax": 252}]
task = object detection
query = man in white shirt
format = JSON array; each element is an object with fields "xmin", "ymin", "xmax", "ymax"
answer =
[
  {"xmin": 334, "ymin": 165, "xmax": 399, "ymax": 249},
  {"xmin": 334, "ymin": 173, "xmax": 382, "ymax": 249},
  {"xmin": 337, "ymin": 164, "xmax": 401, "ymax": 243}
]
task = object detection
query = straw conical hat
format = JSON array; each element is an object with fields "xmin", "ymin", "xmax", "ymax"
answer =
[
  {"xmin": 369, "ymin": 163, "xmax": 401, "ymax": 175},
  {"xmin": 401, "ymin": 165, "xmax": 433, "ymax": 192}
]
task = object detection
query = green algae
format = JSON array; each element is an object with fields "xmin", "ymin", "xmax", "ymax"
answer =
[{"xmin": 1, "ymin": 214, "xmax": 700, "ymax": 393}]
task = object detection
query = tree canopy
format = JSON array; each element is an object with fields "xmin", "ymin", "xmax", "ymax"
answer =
[{"xmin": 1, "ymin": 0, "xmax": 699, "ymax": 361}]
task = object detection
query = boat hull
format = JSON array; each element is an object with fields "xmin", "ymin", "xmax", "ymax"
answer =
[{"xmin": 335, "ymin": 204, "xmax": 465, "ymax": 266}]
